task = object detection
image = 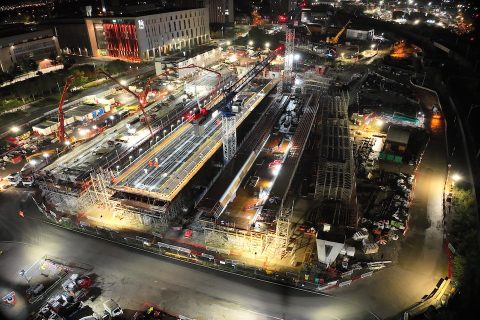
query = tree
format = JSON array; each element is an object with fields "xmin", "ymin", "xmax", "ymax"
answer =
[
  {"xmin": 447, "ymin": 185, "xmax": 480, "ymax": 314},
  {"xmin": 104, "ymin": 60, "xmax": 129, "ymax": 75},
  {"xmin": 19, "ymin": 59, "xmax": 38, "ymax": 73}
]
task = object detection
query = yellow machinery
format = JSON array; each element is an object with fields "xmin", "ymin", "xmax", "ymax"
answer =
[
  {"xmin": 26, "ymin": 149, "xmax": 56, "ymax": 161},
  {"xmin": 326, "ymin": 20, "xmax": 351, "ymax": 44}
]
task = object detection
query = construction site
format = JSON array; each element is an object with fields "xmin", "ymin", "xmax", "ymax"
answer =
[{"xmin": 31, "ymin": 3, "xmax": 378, "ymax": 273}]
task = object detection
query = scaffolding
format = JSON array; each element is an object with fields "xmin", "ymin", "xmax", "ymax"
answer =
[
  {"xmin": 85, "ymin": 169, "xmax": 117, "ymax": 212},
  {"xmin": 222, "ymin": 114, "xmax": 237, "ymax": 164},
  {"xmin": 204, "ymin": 209, "xmax": 293, "ymax": 258},
  {"xmin": 314, "ymin": 91, "xmax": 357, "ymax": 226}
]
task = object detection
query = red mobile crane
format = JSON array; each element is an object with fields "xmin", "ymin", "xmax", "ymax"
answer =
[
  {"xmin": 57, "ymin": 71, "xmax": 153, "ymax": 143},
  {"xmin": 58, "ymin": 65, "xmax": 223, "ymax": 143}
]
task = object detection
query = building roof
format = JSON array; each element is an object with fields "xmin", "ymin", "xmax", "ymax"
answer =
[
  {"xmin": 65, "ymin": 105, "xmax": 103, "ymax": 118},
  {"xmin": 386, "ymin": 126, "xmax": 410, "ymax": 145},
  {"xmin": 85, "ymin": 6, "xmax": 200, "ymax": 20},
  {"xmin": 33, "ymin": 120, "xmax": 58, "ymax": 129},
  {"xmin": 0, "ymin": 24, "xmax": 54, "ymax": 47}
]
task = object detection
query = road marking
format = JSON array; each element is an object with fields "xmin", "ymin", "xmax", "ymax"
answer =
[{"xmin": 238, "ymin": 307, "xmax": 285, "ymax": 320}]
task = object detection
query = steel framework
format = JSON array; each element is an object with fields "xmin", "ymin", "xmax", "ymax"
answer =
[
  {"xmin": 283, "ymin": 27, "xmax": 295, "ymax": 92},
  {"xmin": 222, "ymin": 114, "xmax": 237, "ymax": 164},
  {"xmin": 314, "ymin": 92, "xmax": 355, "ymax": 206}
]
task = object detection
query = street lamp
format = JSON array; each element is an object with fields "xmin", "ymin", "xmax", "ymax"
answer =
[
  {"xmin": 370, "ymin": 43, "xmax": 376, "ymax": 50},
  {"xmin": 248, "ymin": 40, "xmax": 254, "ymax": 46},
  {"xmin": 120, "ymin": 80, "xmax": 127, "ymax": 86},
  {"xmin": 64, "ymin": 140, "xmax": 71, "ymax": 146},
  {"xmin": 11, "ymin": 126, "xmax": 19, "ymax": 133},
  {"xmin": 265, "ymin": 42, "xmax": 270, "ymax": 49},
  {"xmin": 451, "ymin": 173, "xmax": 462, "ymax": 183}
]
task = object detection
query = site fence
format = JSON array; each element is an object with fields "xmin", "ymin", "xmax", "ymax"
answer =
[{"xmin": 35, "ymin": 209, "xmax": 392, "ymax": 294}]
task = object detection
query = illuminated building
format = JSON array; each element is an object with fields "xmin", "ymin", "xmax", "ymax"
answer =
[
  {"xmin": 85, "ymin": 8, "xmax": 210, "ymax": 61},
  {"xmin": 205, "ymin": 0, "xmax": 234, "ymax": 24}
]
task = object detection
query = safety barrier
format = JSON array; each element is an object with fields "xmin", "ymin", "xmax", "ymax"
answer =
[{"xmin": 37, "ymin": 203, "xmax": 389, "ymax": 295}]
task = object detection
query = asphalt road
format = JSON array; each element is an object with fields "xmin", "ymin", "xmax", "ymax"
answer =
[
  {"xmin": 0, "ymin": 191, "xmax": 378, "ymax": 320},
  {"xmin": 334, "ymin": 89, "xmax": 448, "ymax": 318}
]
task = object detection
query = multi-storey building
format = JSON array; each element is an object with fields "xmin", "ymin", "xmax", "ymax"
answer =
[
  {"xmin": 0, "ymin": 25, "xmax": 60, "ymax": 72},
  {"xmin": 85, "ymin": 8, "xmax": 210, "ymax": 61},
  {"xmin": 206, "ymin": 0, "xmax": 234, "ymax": 25}
]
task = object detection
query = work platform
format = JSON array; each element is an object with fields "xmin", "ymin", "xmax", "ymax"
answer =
[
  {"xmin": 113, "ymin": 80, "xmax": 277, "ymax": 202},
  {"xmin": 198, "ymin": 94, "xmax": 290, "ymax": 222}
]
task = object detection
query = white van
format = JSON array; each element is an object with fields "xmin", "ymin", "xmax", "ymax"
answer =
[{"xmin": 103, "ymin": 299, "xmax": 123, "ymax": 318}]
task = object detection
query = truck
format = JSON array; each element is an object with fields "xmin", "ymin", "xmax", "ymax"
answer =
[
  {"xmin": 232, "ymin": 97, "xmax": 247, "ymax": 113},
  {"xmin": 6, "ymin": 172, "xmax": 22, "ymax": 187},
  {"xmin": 103, "ymin": 299, "xmax": 123, "ymax": 318},
  {"xmin": 21, "ymin": 175, "xmax": 35, "ymax": 187}
]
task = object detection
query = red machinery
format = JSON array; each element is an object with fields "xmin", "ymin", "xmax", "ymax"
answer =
[
  {"xmin": 57, "ymin": 71, "xmax": 153, "ymax": 143},
  {"xmin": 58, "ymin": 65, "xmax": 223, "ymax": 144}
]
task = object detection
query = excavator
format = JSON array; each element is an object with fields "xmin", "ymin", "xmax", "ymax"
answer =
[{"xmin": 326, "ymin": 20, "xmax": 351, "ymax": 44}]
